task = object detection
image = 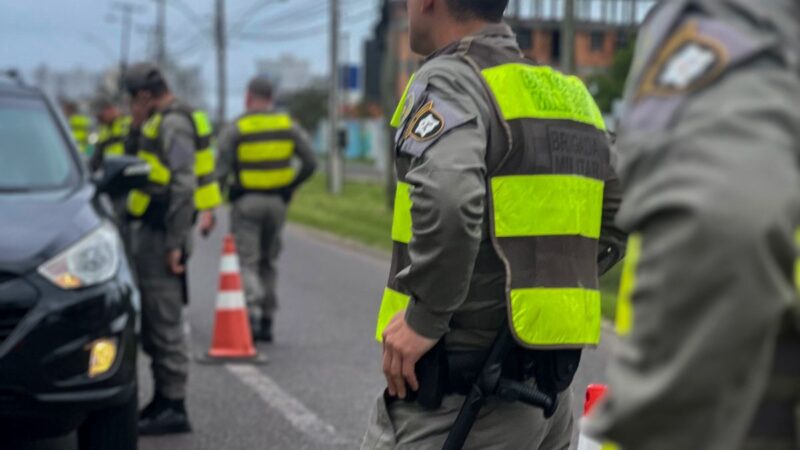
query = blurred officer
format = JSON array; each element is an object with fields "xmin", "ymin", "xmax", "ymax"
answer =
[
  {"xmin": 583, "ymin": 1, "xmax": 800, "ymax": 449},
  {"xmin": 361, "ymin": 0, "xmax": 625, "ymax": 448},
  {"xmin": 89, "ymin": 94, "xmax": 132, "ymax": 172},
  {"xmin": 216, "ymin": 76, "xmax": 317, "ymax": 342},
  {"xmin": 124, "ymin": 62, "xmax": 196, "ymax": 435},
  {"xmin": 61, "ymin": 99, "xmax": 92, "ymax": 155}
]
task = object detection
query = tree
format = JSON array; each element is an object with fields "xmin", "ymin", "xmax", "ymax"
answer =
[
  {"xmin": 588, "ymin": 36, "xmax": 637, "ymax": 113},
  {"xmin": 284, "ymin": 87, "xmax": 329, "ymax": 132}
]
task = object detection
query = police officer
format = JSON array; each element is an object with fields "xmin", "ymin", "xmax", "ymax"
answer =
[
  {"xmin": 61, "ymin": 99, "xmax": 92, "ymax": 155},
  {"xmin": 216, "ymin": 76, "xmax": 317, "ymax": 342},
  {"xmin": 583, "ymin": 1, "xmax": 800, "ymax": 449},
  {"xmin": 124, "ymin": 63, "xmax": 196, "ymax": 435},
  {"xmin": 89, "ymin": 94, "xmax": 132, "ymax": 172},
  {"xmin": 361, "ymin": 0, "xmax": 625, "ymax": 448}
]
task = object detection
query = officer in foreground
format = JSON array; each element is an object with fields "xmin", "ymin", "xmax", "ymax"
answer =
[
  {"xmin": 124, "ymin": 63, "xmax": 196, "ymax": 435},
  {"xmin": 61, "ymin": 99, "xmax": 92, "ymax": 155},
  {"xmin": 89, "ymin": 94, "xmax": 132, "ymax": 172},
  {"xmin": 583, "ymin": 1, "xmax": 800, "ymax": 449},
  {"xmin": 361, "ymin": 0, "xmax": 625, "ymax": 448},
  {"xmin": 216, "ymin": 76, "xmax": 317, "ymax": 342}
]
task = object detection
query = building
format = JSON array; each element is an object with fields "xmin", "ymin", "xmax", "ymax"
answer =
[
  {"xmin": 364, "ymin": 0, "xmax": 655, "ymax": 110},
  {"xmin": 255, "ymin": 54, "xmax": 314, "ymax": 96}
]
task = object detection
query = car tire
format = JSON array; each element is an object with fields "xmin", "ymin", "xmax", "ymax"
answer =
[{"xmin": 77, "ymin": 388, "xmax": 138, "ymax": 450}]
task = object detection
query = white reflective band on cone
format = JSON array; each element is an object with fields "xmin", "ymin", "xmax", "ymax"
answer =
[
  {"xmin": 217, "ymin": 291, "xmax": 246, "ymax": 310},
  {"xmin": 220, "ymin": 254, "xmax": 240, "ymax": 273}
]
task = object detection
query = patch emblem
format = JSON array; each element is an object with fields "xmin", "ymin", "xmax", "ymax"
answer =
[
  {"xmin": 404, "ymin": 101, "xmax": 445, "ymax": 142},
  {"xmin": 637, "ymin": 20, "xmax": 728, "ymax": 99}
]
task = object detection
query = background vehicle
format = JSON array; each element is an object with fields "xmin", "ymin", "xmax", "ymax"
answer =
[{"xmin": 0, "ymin": 72, "xmax": 147, "ymax": 450}]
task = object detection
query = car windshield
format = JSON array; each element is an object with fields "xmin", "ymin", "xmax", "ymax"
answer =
[{"xmin": 0, "ymin": 95, "xmax": 77, "ymax": 191}]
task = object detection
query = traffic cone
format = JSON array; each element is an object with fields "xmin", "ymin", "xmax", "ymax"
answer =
[
  {"xmin": 577, "ymin": 385, "xmax": 618, "ymax": 450},
  {"xmin": 197, "ymin": 234, "xmax": 267, "ymax": 364}
]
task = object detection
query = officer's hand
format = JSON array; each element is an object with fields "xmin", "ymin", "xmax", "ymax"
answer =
[
  {"xmin": 167, "ymin": 249, "xmax": 186, "ymax": 275},
  {"xmin": 382, "ymin": 311, "xmax": 437, "ymax": 399},
  {"xmin": 199, "ymin": 210, "xmax": 216, "ymax": 237}
]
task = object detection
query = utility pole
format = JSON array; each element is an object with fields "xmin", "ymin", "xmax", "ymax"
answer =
[
  {"xmin": 155, "ymin": 0, "xmax": 167, "ymax": 66},
  {"xmin": 109, "ymin": 2, "xmax": 145, "ymax": 95},
  {"xmin": 215, "ymin": 0, "xmax": 227, "ymax": 123},
  {"xmin": 327, "ymin": 0, "xmax": 343, "ymax": 195},
  {"xmin": 513, "ymin": 0, "xmax": 521, "ymax": 18},
  {"xmin": 561, "ymin": 0, "xmax": 575, "ymax": 73}
]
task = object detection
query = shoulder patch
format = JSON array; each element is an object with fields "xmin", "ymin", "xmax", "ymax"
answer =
[
  {"xmin": 637, "ymin": 20, "xmax": 728, "ymax": 99},
  {"xmin": 397, "ymin": 95, "xmax": 473, "ymax": 158},
  {"xmin": 404, "ymin": 102, "xmax": 445, "ymax": 142}
]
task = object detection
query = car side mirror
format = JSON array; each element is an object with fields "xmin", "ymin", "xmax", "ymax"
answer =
[{"xmin": 95, "ymin": 156, "xmax": 150, "ymax": 198}]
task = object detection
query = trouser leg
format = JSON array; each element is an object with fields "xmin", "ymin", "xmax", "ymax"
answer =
[
  {"xmin": 259, "ymin": 196, "xmax": 287, "ymax": 321},
  {"xmin": 135, "ymin": 225, "xmax": 189, "ymax": 400},
  {"xmin": 231, "ymin": 197, "xmax": 266, "ymax": 321}
]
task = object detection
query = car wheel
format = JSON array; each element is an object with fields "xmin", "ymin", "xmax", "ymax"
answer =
[{"xmin": 77, "ymin": 388, "xmax": 138, "ymax": 450}]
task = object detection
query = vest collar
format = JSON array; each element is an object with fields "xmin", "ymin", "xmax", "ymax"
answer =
[{"xmin": 425, "ymin": 22, "xmax": 518, "ymax": 62}]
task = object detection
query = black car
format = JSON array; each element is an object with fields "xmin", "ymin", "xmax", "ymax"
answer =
[{"xmin": 0, "ymin": 74, "xmax": 147, "ymax": 449}]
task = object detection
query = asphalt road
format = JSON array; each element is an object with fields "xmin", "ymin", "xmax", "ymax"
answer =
[{"xmin": 19, "ymin": 214, "xmax": 613, "ymax": 450}]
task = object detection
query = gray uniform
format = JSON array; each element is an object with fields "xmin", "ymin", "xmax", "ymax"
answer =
[
  {"xmin": 584, "ymin": 1, "xmax": 800, "ymax": 449},
  {"xmin": 216, "ymin": 111, "xmax": 317, "ymax": 323},
  {"xmin": 362, "ymin": 24, "xmax": 626, "ymax": 450},
  {"xmin": 133, "ymin": 102, "xmax": 196, "ymax": 400}
]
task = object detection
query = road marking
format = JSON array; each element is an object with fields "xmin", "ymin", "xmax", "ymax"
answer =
[{"xmin": 226, "ymin": 364, "xmax": 349, "ymax": 446}]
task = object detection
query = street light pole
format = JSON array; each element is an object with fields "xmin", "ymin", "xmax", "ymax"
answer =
[
  {"xmin": 215, "ymin": 0, "xmax": 227, "ymax": 123},
  {"xmin": 561, "ymin": 0, "xmax": 576, "ymax": 73},
  {"xmin": 155, "ymin": 0, "xmax": 167, "ymax": 66},
  {"xmin": 327, "ymin": 0, "xmax": 343, "ymax": 195}
]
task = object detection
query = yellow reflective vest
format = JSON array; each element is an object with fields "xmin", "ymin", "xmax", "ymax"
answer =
[
  {"xmin": 127, "ymin": 106, "xmax": 222, "ymax": 218},
  {"xmin": 96, "ymin": 115, "xmax": 132, "ymax": 158},
  {"xmin": 376, "ymin": 43, "xmax": 609, "ymax": 349},
  {"xmin": 232, "ymin": 112, "xmax": 296, "ymax": 191},
  {"xmin": 69, "ymin": 114, "xmax": 92, "ymax": 155}
]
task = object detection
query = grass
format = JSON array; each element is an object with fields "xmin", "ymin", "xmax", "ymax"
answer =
[{"xmin": 288, "ymin": 174, "xmax": 621, "ymax": 320}]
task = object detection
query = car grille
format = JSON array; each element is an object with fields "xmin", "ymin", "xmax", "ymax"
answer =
[
  {"xmin": 0, "ymin": 305, "xmax": 29, "ymax": 345},
  {"xmin": 0, "ymin": 273, "xmax": 33, "ymax": 346}
]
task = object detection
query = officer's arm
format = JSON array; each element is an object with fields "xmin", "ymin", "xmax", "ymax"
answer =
[
  {"xmin": 288, "ymin": 123, "xmax": 318, "ymax": 190},
  {"xmin": 161, "ymin": 114, "xmax": 197, "ymax": 251},
  {"xmin": 585, "ymin": 57, "xmax": 800, "ymax": 448},
  {"xmin": 214, "ymin": 123, "xmax": 237, "ymax": 192},
  {"xmin": 396, "ymin": 71, "xmax": 487, "ymax": 340},
  {"xmin": 598, "ymin": 147, "xmax": 627, "ymax": 275}
]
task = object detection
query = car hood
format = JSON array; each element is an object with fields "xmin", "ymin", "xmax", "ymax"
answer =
[{"xmin": 0, "ymin": 185, "xmax": 101, "ymax": 273}]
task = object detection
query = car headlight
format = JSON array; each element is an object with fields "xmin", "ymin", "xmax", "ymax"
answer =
[{"xmin": 38, "ymin": 222, "xmax": 121, "ymax": 290}]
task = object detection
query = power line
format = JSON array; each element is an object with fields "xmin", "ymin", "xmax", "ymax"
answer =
[{"xmin": 236, "ymin": 6, "xmax": 375, "ymax": 41}]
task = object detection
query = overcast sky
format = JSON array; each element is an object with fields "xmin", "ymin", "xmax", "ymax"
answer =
[{"xmin": 1, "ymin": 0, "xmax": 379, "ymax": 114}]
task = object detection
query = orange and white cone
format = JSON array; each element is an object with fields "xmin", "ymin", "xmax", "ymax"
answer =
[
  {"xmin": 199, "ymin": 234, "xmax": 267, "ymax": 363},
  {"xmin": 577, "ymin": 384, "xmax": 617, "ymax": 450}
]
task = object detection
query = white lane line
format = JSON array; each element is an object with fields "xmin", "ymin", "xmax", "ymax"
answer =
[{"xmin": 226, "ymin": 364, "xmax": 349, "ymax": 446}]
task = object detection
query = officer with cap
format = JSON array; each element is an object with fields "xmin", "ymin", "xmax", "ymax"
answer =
[
  {"xmin": 361, "ymin": 0, "xmax": 625, "ymax": 448},
  {"xmin": 216, "ymin": 75, "xmax": 317, "ymax": 342},
  {"xmin": 124, "ymin": 62, "xmax": 196, "ymax": 435},
  {"xmin": 583, "ymin": 1, "xmax": 800, "ymax": 449},
  {"xmin": 89, "ymin": 94, "xmax": 132, "ymax": 172}
]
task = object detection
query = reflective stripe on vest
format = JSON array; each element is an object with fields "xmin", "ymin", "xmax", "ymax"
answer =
[
  {"xmin": 127, "ymin": 114, "xmax": 169, "ymax": 217},
  {"xmin": 615, "ymin": 234, "xmax": 642, "ymax": 337},
  {"xmin": 375, "ymin": 49, "xmax": 610, "ymax": 349},
  {"xmin": 234, "ymin": 113, "xmax": 296, "ymax": 191},
  {"xmin": 191, "ymin": 111, "xmax": 222, "ymax": 210},
  {"xmin": 69, "ymin": 114, "xmax": 91, "ymax": 153}
]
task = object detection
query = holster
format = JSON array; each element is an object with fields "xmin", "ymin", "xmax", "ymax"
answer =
[{"xmin": 407, "ymin": 343, "xmax": 581, "ymax": 410}]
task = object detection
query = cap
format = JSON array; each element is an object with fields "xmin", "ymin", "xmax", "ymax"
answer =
[
  {"xmin": 247, "ymin": 75, "xmax": 274, "ymax": 99},
  {"xmin": 124, "ymin": 62, "xmax": 167, "ymax": 95}
]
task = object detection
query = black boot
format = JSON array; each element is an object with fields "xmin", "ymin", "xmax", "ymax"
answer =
[
  {"xmin": 258, "ymin": 317, "xmax": 272, "ymax": 342},
  {"xmin": 138, "ymin": 397, "xmax": 192, "ymax": 436},
  {"xmin": 139, "ymin": 393, "xmax": 168, "ymax": 419}
]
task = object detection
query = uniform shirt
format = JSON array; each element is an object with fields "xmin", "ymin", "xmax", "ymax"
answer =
[
  {"xmin": 149, "ymin": 100, "xmax": 197, "ymax": 252},
  {"xmin": 396, "ymin": 24, "xmax": 626, "ymax": 350},
  {"xmin": 584, "ymin": 1, "xmax": 800, "ymax": 448},
  {"xmin": 215, "ymin": 109, "xmax": 318, "ymax": 195}
]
